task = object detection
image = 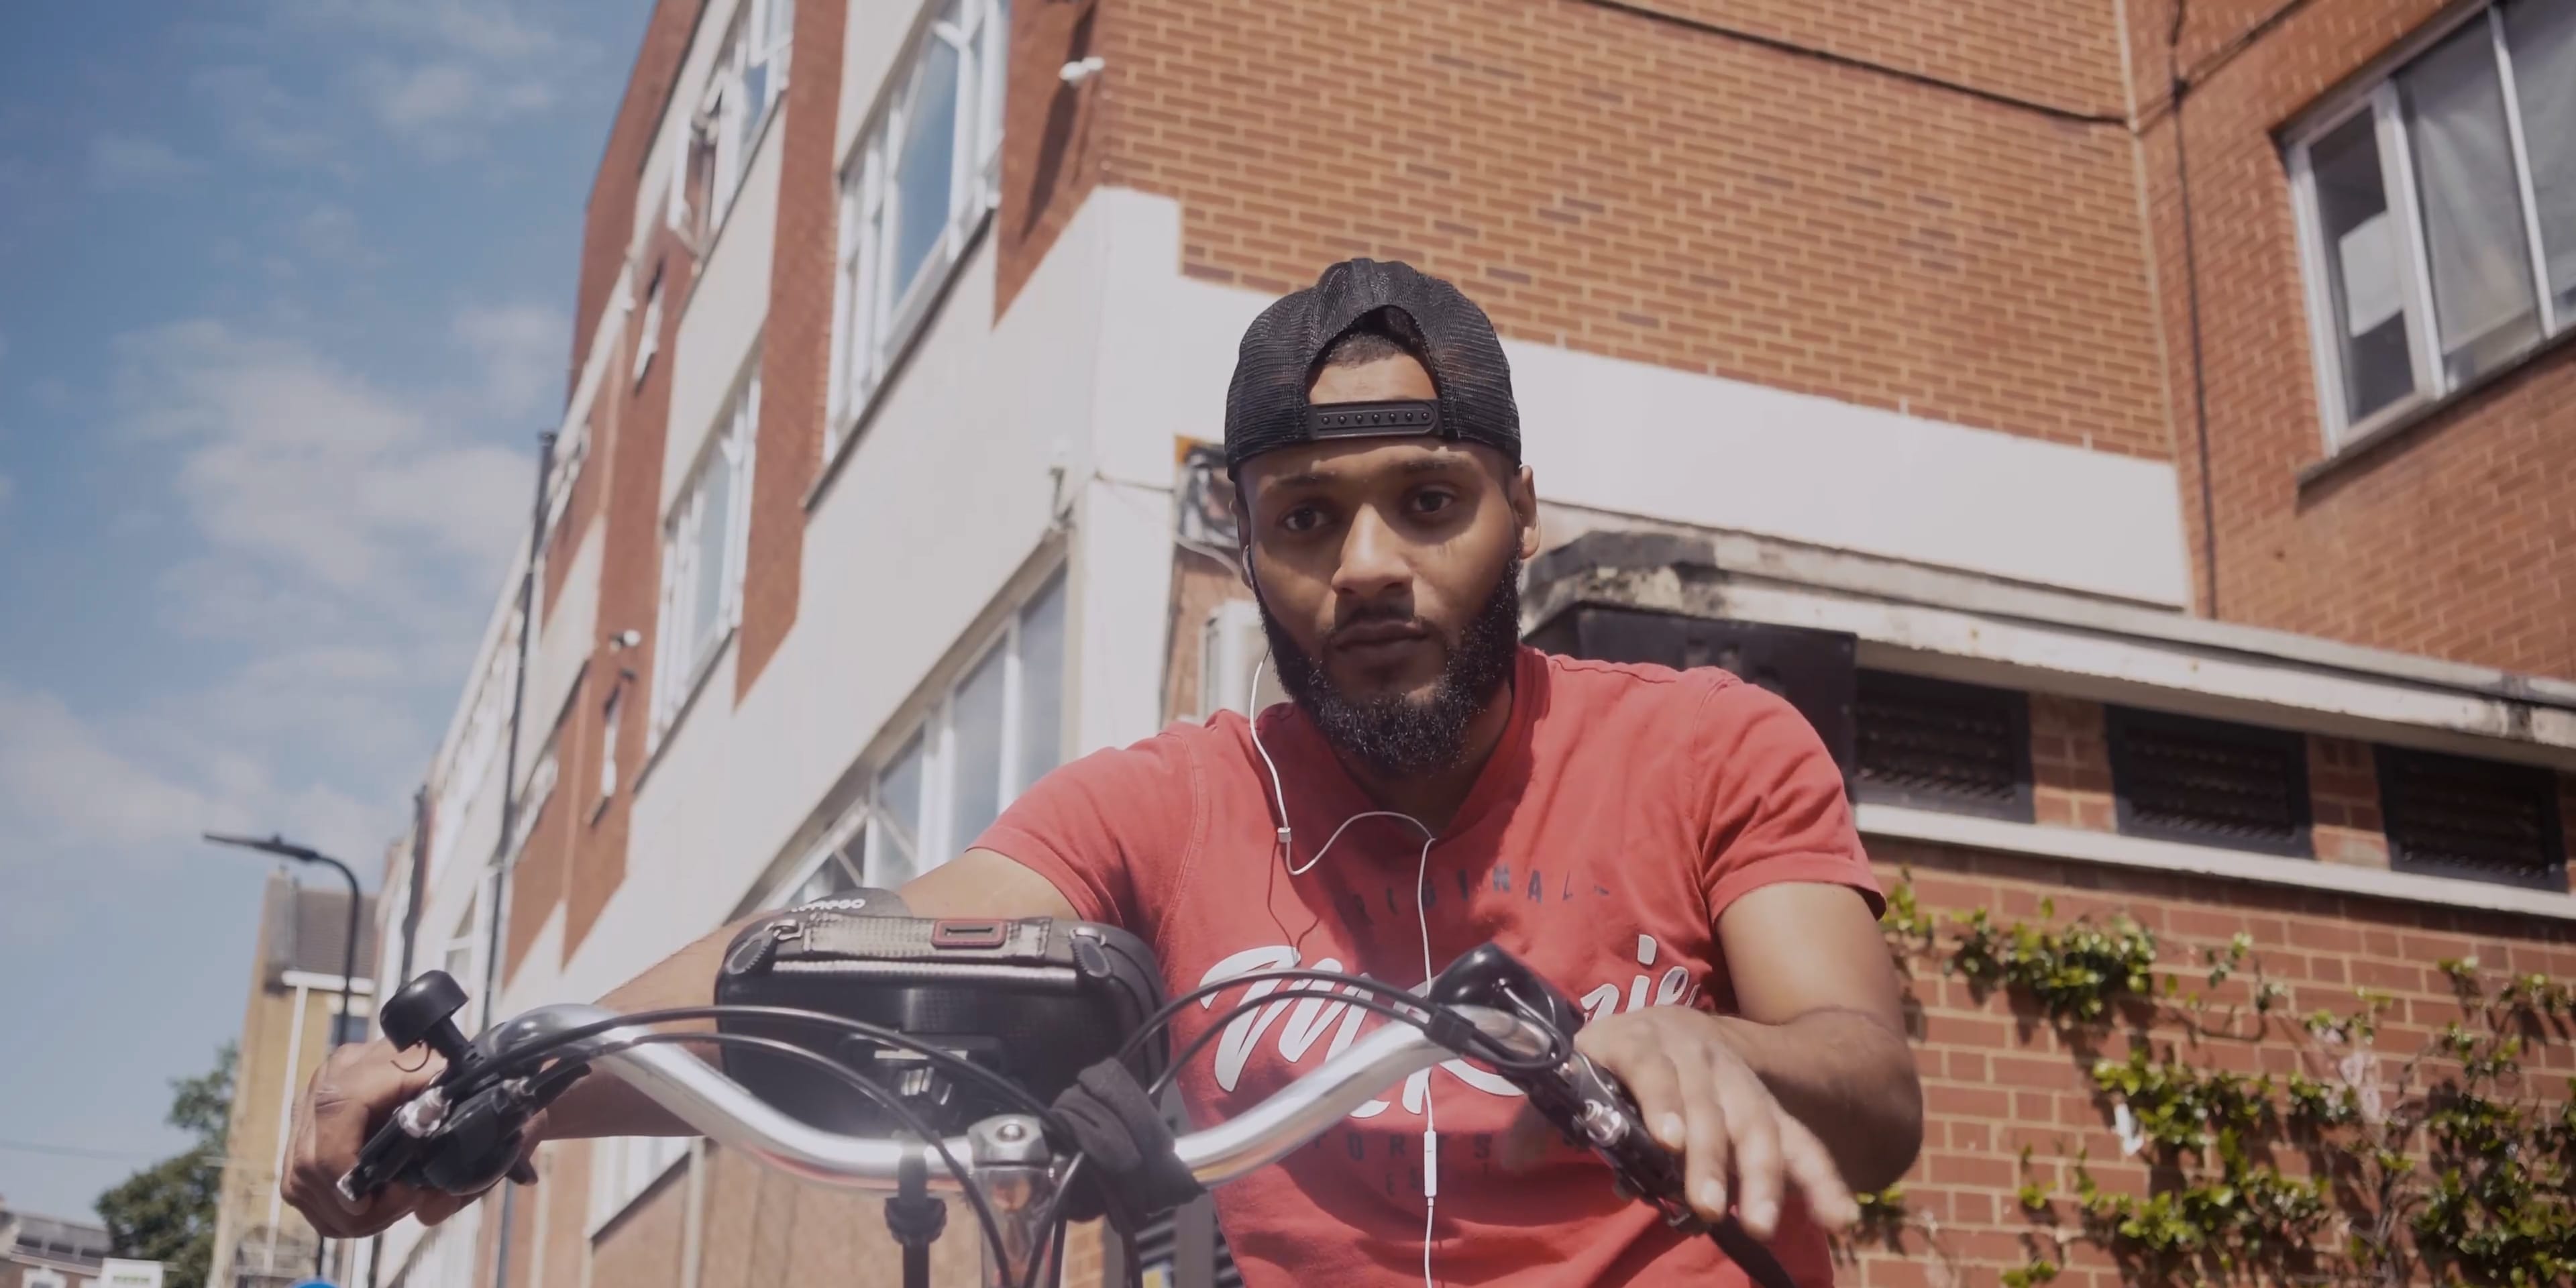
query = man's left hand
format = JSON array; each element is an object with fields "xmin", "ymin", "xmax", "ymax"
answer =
[{"xmin": 1498, "ymin": 1006, "xmax": 1860, "ymax": 1240}]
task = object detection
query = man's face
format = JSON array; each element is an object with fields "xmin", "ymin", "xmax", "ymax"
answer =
[{"xmin": 1236, "ymin": 353, "xmax": 1538, "ymax": 775}]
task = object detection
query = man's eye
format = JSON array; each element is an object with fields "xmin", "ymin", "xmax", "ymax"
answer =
[
  {"xmin": 1410, "ymin": 489, "xmax": 1458, "ymax": 515},
  {"xmin": 1281, "ymin": 506, "xmax": 1324, "ymax": 533}
]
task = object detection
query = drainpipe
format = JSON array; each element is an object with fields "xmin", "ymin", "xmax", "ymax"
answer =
[
  {"xmin": 365, "ymin": 785, "xmax": 433, "ymax": 1288},
  {"xmin": 486, "ymin": 428, "xmax": 556, "ymax": 1288}
]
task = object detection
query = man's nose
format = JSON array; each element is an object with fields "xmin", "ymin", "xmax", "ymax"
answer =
[{"xmin": 1330, "ymin": 506, "xmax": 1412, "ymax": 603}]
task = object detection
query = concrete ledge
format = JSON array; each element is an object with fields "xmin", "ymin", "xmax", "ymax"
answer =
[{"xmin": 1858, "ymin": 803, "xmax": 2576, "ymax": 923}]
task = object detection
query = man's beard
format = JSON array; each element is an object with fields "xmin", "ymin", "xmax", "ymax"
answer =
[{"xmin": 1261, "ymin": 555, "xmax": 1523, "ymax": 778}]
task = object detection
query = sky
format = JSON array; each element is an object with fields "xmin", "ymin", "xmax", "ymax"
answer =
[{"xmin": 0, "ymin": 0, "xmax": 651, "ymax": 1224}]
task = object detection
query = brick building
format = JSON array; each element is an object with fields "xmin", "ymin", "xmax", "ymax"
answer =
[
  {"xmin": 358, "ymin": 0, "xmax": 2576, "ymax": 1287},
  {"xmin": 208, "ymin": 875, "xmax": 378, "ymax": 1288}
]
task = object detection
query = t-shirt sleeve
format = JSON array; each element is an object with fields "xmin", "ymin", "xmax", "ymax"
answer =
[
  {"xmin": 968, "ymin": 728, "xmax": 1201, "ymax": 939},
  {"xmin": 1690, "ymin": 677, "xmax": 1886, "ymax": 922}
]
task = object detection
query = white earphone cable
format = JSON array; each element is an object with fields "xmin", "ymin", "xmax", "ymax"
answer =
[{"xmin": 1246, "ymin": 645, "xmax": 1442, "ymax": 1287}]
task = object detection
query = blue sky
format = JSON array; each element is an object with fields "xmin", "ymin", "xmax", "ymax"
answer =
[{"xmin": 0, "ymin": 0, "xmax": 650, "ymax": 1223}]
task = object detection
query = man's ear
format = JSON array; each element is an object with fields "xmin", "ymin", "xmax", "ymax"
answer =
[{"xmin": 1511, "ymin": 464, "xmax": 1541, "ymax": 561}]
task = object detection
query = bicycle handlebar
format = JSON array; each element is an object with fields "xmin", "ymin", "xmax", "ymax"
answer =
[{"xmin": 413, "ymin": 998, "xmax": 1550, "ymax": 1195}]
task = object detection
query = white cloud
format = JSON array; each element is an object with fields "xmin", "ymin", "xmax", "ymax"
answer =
[
  {"xmin": 363, "ymin": 60, "xmax": 558, "ymax": 157},
  {"xmin": 453, "ymin": 302, "xmax": 565, "ymax": 419},
  {"xmin": 89, "ymin": 133, "xmax": 201, "ymax": 189},
  {"xmin": 195, "ymin": 0, "xmax": 599, "ymax": 166},
  {"xmin": 295, "ymin": 201, "xmax": 375, "ymax": 268},
  {"xmin": 0, "ymin": 684, "xmax": 242, "ymax": 851},
  {"xmin": 192, "ymin": 65, "xmax": 340, "ymax": 168},
  {"xmin": 112, "ymin": 319, "xmax": 529, "ymax": 600}
]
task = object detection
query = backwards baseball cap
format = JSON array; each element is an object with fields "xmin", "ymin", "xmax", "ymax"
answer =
[{"xmin": 1222, "ymin": 258, "xmax": 1521, "ymax": 472}]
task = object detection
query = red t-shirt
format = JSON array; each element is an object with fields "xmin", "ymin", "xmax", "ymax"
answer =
[{"xmin": 976, "ymin": 647, "xmax": 1883, "ymax": 1287}]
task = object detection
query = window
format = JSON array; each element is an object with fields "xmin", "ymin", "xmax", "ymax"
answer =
[
  {"xmin": 769, "ymin": 573, "xmax": 1065, "ymax": 904},
  {"xmin": 2291, "ymin": 0, "xmax": 2576, "ymax": 445},
  {"xmin": 443, "ymin": 896, "xmax": 482, "ymax": 1031},
  {"xmin": 826, "ymin": 0, "xmax": 1010, "ymax": 452},
  {"xmin": 331, "ymin": 1012, "xmax": 372, "ymax": 1046},
  {"xmin": 509, "ymin": 733, "xmax": 558, "ymax": 861},
  {"xmin": 633, "ymin": 272, "xmax": 664, "ymax": 386},
  {"xmin": 586, "ymin": 1135, "xmax": 690, "ymax": 1235},
  {"xmin": 599, "ymin": 690, "xmax": 623, "ymax": 802},
  {"xmin": 1852, "ymin": 670, "xmax": 2033, "ymax": 821},
  {"xmin": 651, "ymin": 366, "xmax": 761, "ymax": 742},
  {"xmin": 2377, "ymin": 747, "xmax": 2567, "ymax": 890},
  {"xmin": 2105, "ymin": 707, "xmax": 2313, "ymax": 857},
  {"xmin": 680, "ymin": 0, "xmax": 796, "ymax": 242}
]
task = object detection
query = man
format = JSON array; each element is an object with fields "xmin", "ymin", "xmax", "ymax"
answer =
[{"xmin": 284, "ymin": 259, "xmax": 1922, "ymax": 1287}]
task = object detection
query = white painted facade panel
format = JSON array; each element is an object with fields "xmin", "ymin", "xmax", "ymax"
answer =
[{"xmin": 663, "ymin": 123, "xmax": 785, "ymax": 518}]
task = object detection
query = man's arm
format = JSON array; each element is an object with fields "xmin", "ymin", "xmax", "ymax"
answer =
[
  {"xmin": 1710, "ymin": 881, "xmax": 1923, "ymax": 1192},
  {"xmin": 1531, "ymin": 882, "xmax": 1919, "ymax": 1242},
  {"xmin": 282, "ymin": 849, "xmax": 1074, "ymax": 1236}
]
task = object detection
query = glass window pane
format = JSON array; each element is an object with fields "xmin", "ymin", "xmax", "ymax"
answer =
[
  {"xmin": 2402, "ymin": 21, "xmax": 2542, "ymax": 382},
  {"xmin": 2507, "ymin": 0, "xmax": 2576, "ymax": 313},
  {"xmin": 890, "ymin": 38, "xmax": 961, "ymax": 304},
  {"xmin": 690, "ymin": 448, "xmax": 733, "ymax": 659},
  {"xmin": 1016, "ymin": 575, "xmax": 1066, "ymax": 795},
  {"xmin": 872, "ymin": 735, "xmax": 927, "ymax": 885},
  {"xmin": 949, "ymin": 645, "xmax": 1008, "ymax": 851},
  {"xmin": 2311, "ymin": 112, "xmax": 2420, "ymax": 424}
]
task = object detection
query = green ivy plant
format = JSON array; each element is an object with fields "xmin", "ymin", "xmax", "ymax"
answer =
[{"xmin": 1859, "ymin": 873, "xmax": 2576, "ymax": 1288}]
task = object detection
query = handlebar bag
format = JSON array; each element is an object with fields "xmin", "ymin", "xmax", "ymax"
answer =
[{"xmin": 713, "ymin": 890, "xmax": 1169, "ymax": 1136}]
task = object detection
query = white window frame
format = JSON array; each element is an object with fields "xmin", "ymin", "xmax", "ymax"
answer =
[
  {"xmin": 599, "ymin": 689, "xmax": 623, "ymax": 803},
  {"xmin": 763, "ymin": 570, "xmax": 1065, "ymax": 908},
  {"xmin": 2289, "ymin": 0, "xmax": 2571, "ymax": 451},
  {"xmin": 585, "ymin": 1134, "xmax": 691, "ymax": 1237},
  {"xmin": 692, "ymin": 0, "xmax": 796, "ymax": 244},
  {"xmin": 508, "ymin": 733, "xmax": 559, "ymax": 862},
  {"xmin": 633, "ymin": 272, "xmax": 664, "ymax": 387},
  {"xmin": 824, "ymin": 0, "xmax": 1010, "ymax": 460},
  {"xmin": 649, "ymin": 364, "xmax": 762, "ymax": 746}
]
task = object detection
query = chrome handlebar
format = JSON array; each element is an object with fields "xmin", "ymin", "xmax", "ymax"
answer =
[{"xmin": 479, "ymin": 999, "xmax": 1552, "ymax": 1192}]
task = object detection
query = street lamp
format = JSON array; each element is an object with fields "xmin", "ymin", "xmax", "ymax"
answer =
[{"xmin": 206, "ymin": 830, "xmax": 364, "ymax": 1284}]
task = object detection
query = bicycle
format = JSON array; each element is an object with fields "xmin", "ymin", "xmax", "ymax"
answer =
[{"xmin": 337, "ymin": 903, "xmax": 1799, "ymax": 1288}]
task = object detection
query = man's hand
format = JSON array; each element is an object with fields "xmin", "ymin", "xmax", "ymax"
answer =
[
  {"xmin": 282, "ymin": 1040, "xmax": 494, "ymax": 1237},
  {"xmin": 1501, "ymin": 1006, "xmax": 1860, "ymax": 1240}
]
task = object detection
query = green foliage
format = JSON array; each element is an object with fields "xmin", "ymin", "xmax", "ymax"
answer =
[
  {"xmin": 1878, "ymin": 879, "xmax": 2576, "ymax": 1288},
  {"xmin": 1949, "ymin": 899, "xmax": 2159, "ymax": 1023},
  {"xmin": 97, "ymin": 1043, "xmax": 234, "ymax": 1288},
  {"xmin": 2091, "ymin": 1044, "xmax": 2274, "ymax": 1159}
]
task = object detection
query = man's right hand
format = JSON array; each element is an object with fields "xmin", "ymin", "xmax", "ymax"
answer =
[{"xmin": 282, "ymin": 1038, "xmax": 483, "ymax": 1237}]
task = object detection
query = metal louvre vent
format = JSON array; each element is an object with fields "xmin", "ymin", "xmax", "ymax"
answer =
[
  {"xmin": 1852, "ymin": 670, "xmax": 2032, "ymax": 820},
  {"xmin": 1213, "ymin": 1234, "xmax": 1242, "ymax": 1288},
  {"xmin": 2379, "ymin": 748, "xmax": 2568, "ymax": 892},
  {"xmin": 2106, "ymin": 708, "xmax": 2312, "ymax": 857}
]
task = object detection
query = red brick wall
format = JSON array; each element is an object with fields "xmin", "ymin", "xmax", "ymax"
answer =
[
  {"xmin": 2128, "ymin": 0, "xmax": 2576, "ymax": 676},
  {"xmin": 1861, "ymin": 841, "xmax": 2576, "ymax": 1288},
  {"xmin": 737, "ymin": 0, "xmax": 850, "ymax": 698},
  {"xmin": 1625, "ymin": 0, "xmax": 2128, "ymax": 115},
  {"xmin": 563, "ymin": 226, "xmax": 688, "ymax": 963},
  {"xmin": 571, "ymin": 0, "xmax": 710, "ymax": 395},
  {"xmin": 2029, "ymin": 696, "xmax": 2114, "ymax": 832},
  {"xmin": 994, "ymin": 0, "xmax": 1112, "ymax": 314},
  {"xmin": 1093, "ymin": 0, "xmax": 2171, "ymax": 458}
]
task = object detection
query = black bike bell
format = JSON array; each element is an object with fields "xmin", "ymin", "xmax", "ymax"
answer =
[{"xmin": 382, "ymin": 970, "xmax": 474, "ymax": 1064}]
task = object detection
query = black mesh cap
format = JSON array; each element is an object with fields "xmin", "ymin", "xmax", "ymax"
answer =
[{"xmin": 1222, "ymin": 258, "xmax": 1521, "ymax": 471}]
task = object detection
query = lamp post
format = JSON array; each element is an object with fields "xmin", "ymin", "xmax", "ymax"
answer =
[{"xmin": 207, "ymin": 830, "xmax": 364, "ymax": 1283}]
